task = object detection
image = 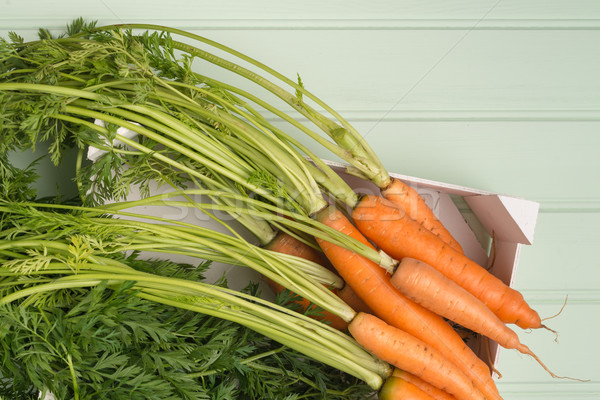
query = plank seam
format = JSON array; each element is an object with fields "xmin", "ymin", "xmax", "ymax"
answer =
[{"xmin": 3, "ymin": 18, "xmax": 600, "ymax": 30}]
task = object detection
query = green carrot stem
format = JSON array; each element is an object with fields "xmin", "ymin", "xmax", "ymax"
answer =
[
  {"xmin": 101, "ymin": 78, "xmax": 358, "ymax": 207},
  {"xmin": 2, "ymin": 203, "xmax": 354, "ymax": 319},
  {"xmin": 166, "ymin": 77, "xmax": 360, "ymax": 207},
  {"xmin": 112, "ymin": 83, "xmax": 329, "ymax": 214},
  {"xmin": 99, "ymin": 195, "xmax": 397, "ymax": 272},
  {"xmin": 91, "ymin": 24, "xmax": 390, "ymax": 187}
]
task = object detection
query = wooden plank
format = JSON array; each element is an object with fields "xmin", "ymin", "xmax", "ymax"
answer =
[
  {"xmin": 4, "ymin": 0, "xmax": 600, "ymax": 25},
  {"xmin": 3, "ymin": 23, "xmax": 599, "ymax": 115},
  {"xmin": 511, "ymin": 212, "xmax": 600, "ymax": 293},
  {"xmin": 268, "ymin": 119, "xmax": 600, "ymax": 202},
  {"xmin": 118, "ymin": 30, "xmax": 600, "ymax": 115}
]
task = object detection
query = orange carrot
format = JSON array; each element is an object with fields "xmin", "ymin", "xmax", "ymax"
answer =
[
  {"xmin": 266, "ymin": 232, "xmax": 368, "ymax": 328},
  {"xmin": 264, "ymin": 231, "xmax": 348, "ymax": 330},
  {"xmin": 336, "ymin": 283, "xmax": 373, "ymax": 314},
  {"xmin": 382, "ymin": 177, "xmax": 463, "ymax": 253},
  {"xmin": 379, "ymin": 375, "xmax": 437, "ymax": 400},
  {"xmin": 352, "ymin": 194, "xmax": 541, "ymax": 330},
  {"xmin": 315, "ymin": 206, "xmax": 501, "ymax": 400},
  {"xmin": 390, "ymin": 257, "xmax": 573, "ymax": 380},
  {"xmin": 264, "ymin": 231, "xmax": 329, "ymax": 266},
  {"xmin": 349, "ymin": 313, "xmax": 486, "ymax": 400},
  {"xmin": 391, "ymin": 369, "xmax": 458, "ymax": 400}
]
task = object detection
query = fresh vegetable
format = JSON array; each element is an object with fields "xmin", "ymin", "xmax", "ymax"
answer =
[
  {"xmin": 0, "ymin": 202, "xmax": 391, "ymax": 392},
  {"xmin": 314, "ymin": 205, "xmax": 501, "ymax": 400},
  {"xmin": 1, "ymin": 24, "xmax": 398, "ymax": 394},
  {"xmin": 352, "ymin": 194, "xmax": 541, "ymax": 329},
  {"xmin": 1, "ymin": 19, "xmax": 574, "ymax": 398},
  {"xmin": 107, "ymin": 21, "xmax": 566, "ymax": 387},
  {"xmin": 112, "ymin": 21, "xmax": 560, "ymax": 381},
  {"xmin": 348, "ymin": 313, "xmax": 487, "ymax": 400}
]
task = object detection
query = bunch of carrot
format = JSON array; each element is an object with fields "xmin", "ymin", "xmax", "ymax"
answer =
[
  {"xmin": 274, "ymin": 183, "xmax": 579, "ymax": 400},
  {"xmin": 1, "ymin": 21, "xmax": 582, "ymax": 400},
  {"xmin": 322, "ymin": 191, "xmax": 565, "ymax": 400},
  {"xmin": 152, "ymin": 22, "xmax": 577, "ymax": 398}
]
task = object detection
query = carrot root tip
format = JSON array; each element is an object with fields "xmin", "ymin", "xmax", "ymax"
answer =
[
  {"xmin": 542, "ymin": 294, "xmax": 569, "ymax": 323},
  {"xmin": 541, "ymin": 324, "xmax": 560, "ymax": 343},
  {"xmin": 493, "ymin": 368, "xmax": 503, "ymax": 379},
  {"xmin": 520, "ymin": 344, "xmax": 589, "ymax": 382}
]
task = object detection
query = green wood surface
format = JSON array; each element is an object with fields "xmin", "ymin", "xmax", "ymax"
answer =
[{"xmin": 2, "ymin": 1, "xmax": 599, "ymax": 398}]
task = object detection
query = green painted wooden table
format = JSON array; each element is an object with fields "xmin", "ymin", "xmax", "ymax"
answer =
[{"xmin": 3, "ymin": 1, "xmax": 599, "ymax": 398}]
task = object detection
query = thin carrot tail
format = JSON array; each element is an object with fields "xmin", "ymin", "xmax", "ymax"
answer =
[
  {"xmin": 541, "ymin": 324, "xmax": 560, "ymax": 343},
  {"xmin": 381, "ymin": 178, "xmax": 463, "ymax": 254},
  {"xmin": 517, "ymin": 343, "xmax": 589, "ymax": 382},
  {"xmin": 538, "ymin": 294, "xmax": 567, "ymax": 342}
]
